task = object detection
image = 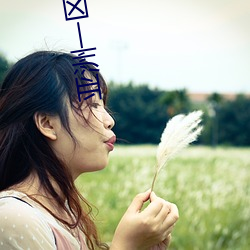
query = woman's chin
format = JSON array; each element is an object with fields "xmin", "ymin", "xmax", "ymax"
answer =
[{"xmin": 81, "ymin": 162, "xmax": 108, "ymax": 173}]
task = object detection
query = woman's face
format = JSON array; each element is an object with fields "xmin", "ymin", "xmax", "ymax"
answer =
[{"xmin": 51, "ymin": 95, "xmax": 115, "ymax": 179}]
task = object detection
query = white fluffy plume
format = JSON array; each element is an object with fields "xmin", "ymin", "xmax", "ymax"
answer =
[{"xmin": 151, "ymin": 110, "xmax": 203, "ymax": 191}]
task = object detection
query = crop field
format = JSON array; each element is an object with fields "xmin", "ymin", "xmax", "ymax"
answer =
[{"xmin": 76, "ymin": 145, "xmax": 250, "ymax": 250}]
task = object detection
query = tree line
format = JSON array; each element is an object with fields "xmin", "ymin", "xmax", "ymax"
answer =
[
  {"xmin": 107, "ymin": 82, "xmax": 250, "ymax": 146},
  {"xmin": 0, "ymin": 54, "xmax": 249, "ymax": 146}
]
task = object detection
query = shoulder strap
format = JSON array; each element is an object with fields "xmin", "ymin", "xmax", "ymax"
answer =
[{"xmin": 0, "ymin": 195, "xmax": 33, "ymax": 207}]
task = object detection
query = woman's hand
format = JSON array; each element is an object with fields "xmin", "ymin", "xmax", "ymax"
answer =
[
  {"xmin": 149, "ymin": 234, "xmax": 171, "ymax": 250},
  {"xmin": 110, "ymin": 190, "xmax": 179, "ymax": 250}
]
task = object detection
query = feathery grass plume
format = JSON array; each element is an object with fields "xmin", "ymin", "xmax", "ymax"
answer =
[{"xmin": 151, "ymin": 110, "xmax": 203, "ymax": 191}]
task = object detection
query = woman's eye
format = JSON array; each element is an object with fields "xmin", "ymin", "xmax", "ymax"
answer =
[{"xmin": 91, "ymin": 103, "xmax": 100, "ymax": 108}]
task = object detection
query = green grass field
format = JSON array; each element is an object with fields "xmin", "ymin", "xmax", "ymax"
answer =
[{"xmin": 76, "ymin": 145, "xmax": 250, "ymax": 250}]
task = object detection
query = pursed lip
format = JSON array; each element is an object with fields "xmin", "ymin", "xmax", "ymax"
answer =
[{"xmin": 104, "ymin": 135, "xmax": 116, "ymax": 150}]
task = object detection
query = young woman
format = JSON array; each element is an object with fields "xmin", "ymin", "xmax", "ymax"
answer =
[{"xmin": 0, "ymin": 51, "xmax": 179, "ymax": 250}]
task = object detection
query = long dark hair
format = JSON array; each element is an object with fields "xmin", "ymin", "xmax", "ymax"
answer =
[{"xmin": 0, "ymin": 51, "xmax": 109, "ymax": 249}]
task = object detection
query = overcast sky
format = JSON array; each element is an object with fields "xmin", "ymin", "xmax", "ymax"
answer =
[{"xmin": 1, "ymin": 0, "xmax": 250, "ymax": 93}]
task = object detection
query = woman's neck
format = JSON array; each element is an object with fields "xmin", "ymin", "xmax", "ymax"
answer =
[{"xmin": 9, "ymin": 172, "xmax": 66, "ymax": 215}]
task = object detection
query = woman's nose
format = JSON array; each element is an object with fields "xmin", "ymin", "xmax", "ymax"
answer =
[{"xmin": 104, "ymin": 111, "xmax": 115, "ymax": 129}]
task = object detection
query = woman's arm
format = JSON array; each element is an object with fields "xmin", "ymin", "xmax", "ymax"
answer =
[{"xmin": 110, "ymin": 190, "xmax": 179, "ymax": 250}]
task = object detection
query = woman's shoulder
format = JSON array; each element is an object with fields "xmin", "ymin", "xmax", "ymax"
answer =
[
  {"xmin": 0, "ymin": 189, "xmax": 55, "ymax": 228},
  {"xmin": 0, "ymin": 190, "xmax": 44, "ymax": 217},
  {"xmin": 0, "ymin": 190, "xmax": 56, "ymax": 249},
  {"xmin": 0, "ymin": 190, "xmax": 86, "ymax": 250}
]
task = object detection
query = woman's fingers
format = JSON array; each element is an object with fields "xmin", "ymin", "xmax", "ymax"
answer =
[
  {"xmin": 140, "ymin": 192, "xmax": 175, "ymax": 242},
  {"xmin": 111, "ymin": 191, "xmax": 179, "ymax": 250},
  {"xmin": 127, "ymin": 189, "xmax": 151, "ymax": 213},
  {"xmin": 150, "ymin": 191, "xmax": 157, "ymax": 202},
  {"xmin": 144, "ymin": 192, "xmax": 171, "ymax": 219},
  {"xmin": 163, "ymin": 202, "xmax": 179, "ymax": 227}
]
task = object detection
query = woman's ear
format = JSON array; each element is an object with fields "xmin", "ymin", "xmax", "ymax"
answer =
[{"xmin": 33, "ymin": 112, "xmax": 57, "ymax": 140}]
